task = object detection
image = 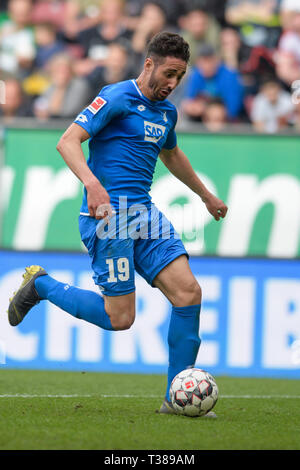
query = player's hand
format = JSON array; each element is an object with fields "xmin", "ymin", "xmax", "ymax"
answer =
[
  {"xmin": 86, "ymin": 181, "xmax": 114, "ymax": 220},
  {"xmin": 202, "ymin": 193, "xmax": 228, "ymax": 221}
]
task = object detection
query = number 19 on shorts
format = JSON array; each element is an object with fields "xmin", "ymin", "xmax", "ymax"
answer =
[{"xmin": 106, "ymin": 258, "xmax": 130, "ymax": 282}]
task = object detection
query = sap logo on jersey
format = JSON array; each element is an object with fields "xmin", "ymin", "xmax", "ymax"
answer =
[
  {"xmin": 88, "ymin": 96, "xmax": 107, "ymax": 115},
  {"xmin": 144, "ymin": 121, "xmax": 166, "ymax": 143}
]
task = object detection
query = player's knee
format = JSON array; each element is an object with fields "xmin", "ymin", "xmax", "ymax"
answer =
[
  {"xmin": 104, "ymin": 294, "xmax": 135, "ymax": 331},
  {"xmin": 174, "ymin": 280, "xmax": 202, "ymax": 307},
  {"xmin": 110, "ymin": 311, "xmax": 135, "ymax": 331},
  {"xmin": 193, "ymin": 282, "xmax": 202, "ymax": 304}
]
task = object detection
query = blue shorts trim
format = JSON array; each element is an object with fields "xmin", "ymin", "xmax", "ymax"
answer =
[{"xmin": 134, "ymin": 240, "xmax": 188, "ymax": 286}]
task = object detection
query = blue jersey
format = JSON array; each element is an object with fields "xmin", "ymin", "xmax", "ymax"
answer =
[{"xmin": 74, "ymin": 79, "xmax": 178, "ymax": 213}]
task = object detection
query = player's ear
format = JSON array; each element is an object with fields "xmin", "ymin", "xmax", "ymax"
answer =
[{"xmin": 144, "ymin": 57, "xmax": 154, "ymax": 72}]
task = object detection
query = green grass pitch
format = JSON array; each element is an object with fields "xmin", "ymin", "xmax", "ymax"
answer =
[{"xmin": 0, "ymin": 369, "xmax": 299, "ymax": 450}]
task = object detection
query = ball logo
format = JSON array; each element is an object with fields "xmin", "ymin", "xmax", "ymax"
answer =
[
  {"xmin": 88, "ymin": 96, "xmax": 107, "ymax": 115},
  {"xmin": 144, "ymin": 121, "xmax": 166, "ymax": 143},
  {"xmin": 184, "ymin": 380, "xmax": 195, "ymax": 389}
]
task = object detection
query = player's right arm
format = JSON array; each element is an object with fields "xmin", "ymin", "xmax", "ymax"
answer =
[{"xmin": 56, "ymin": 122, "xmax": 111, "ymax": 219}]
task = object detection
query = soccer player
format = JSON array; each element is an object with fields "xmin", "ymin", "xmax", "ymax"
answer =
[{"xmin": 8, "ymin": 32, "xmax": 227, "ymax": 416}]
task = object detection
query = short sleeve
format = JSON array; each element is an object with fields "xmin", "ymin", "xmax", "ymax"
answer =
[{"xmin": 74, "ymin": 85, "xmax": 125, "ymax": 137}]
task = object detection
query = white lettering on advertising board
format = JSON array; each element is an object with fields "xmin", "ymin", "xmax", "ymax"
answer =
[{"xmin": 0, "ymin": 268, "xmax": 300, "ymax": 375}]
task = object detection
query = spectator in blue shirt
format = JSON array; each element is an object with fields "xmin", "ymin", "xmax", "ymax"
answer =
[
  {"xmin": 34, "ymin": 22, "xmax": 67, "ymax": 70},
  {"xmin": 181, "ymin": 43, "xmax": 244, "ymax": 121}
]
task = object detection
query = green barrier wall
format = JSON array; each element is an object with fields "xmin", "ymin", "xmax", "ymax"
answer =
[{"xmin": 1, "ymin": 127, "xmax": 300, "ymax": 257}]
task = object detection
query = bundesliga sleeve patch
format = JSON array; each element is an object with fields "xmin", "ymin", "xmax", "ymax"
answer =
[{"xmin": 87, "ymin": 96, "xmax": 107, "ymax": 115}]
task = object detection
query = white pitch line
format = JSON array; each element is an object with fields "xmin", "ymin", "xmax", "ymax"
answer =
[
  {"xmin": 0, "ymin": 394, "xmax": 300, "ymax": 399},
  {"xmin": 221, "ymin": 394, "xmax": 300, "ymax": 399},
  {"xmin": 0, "ymin": 394, "xmax": 92, "ymax": 398}
]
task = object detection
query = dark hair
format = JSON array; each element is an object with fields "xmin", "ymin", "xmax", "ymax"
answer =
[
  {"xmin": 206, "ymin": 97, "xmax": 226, "ymax": 108},
  {"xmin": 259, "ymin": 74, "xmax": 281, "ymax": 89},
  {"xmin": 146, "ymin": 31, "xmax": 190, "ymax": 64}
]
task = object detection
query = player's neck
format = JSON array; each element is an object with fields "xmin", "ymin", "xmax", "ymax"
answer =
[{"xmin": 135, "ymin": 74, "xmax": 156, "ymax": 102}]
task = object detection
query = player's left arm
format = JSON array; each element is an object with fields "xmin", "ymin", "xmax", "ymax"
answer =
[{"xmin": 159, "ymin": 145, "xmax": 228, "ymax": 221}]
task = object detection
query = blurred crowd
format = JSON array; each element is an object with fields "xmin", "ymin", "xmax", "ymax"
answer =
[{"xmin": 0, "ymin": 0, "xmax": 300, "ymax": 133}]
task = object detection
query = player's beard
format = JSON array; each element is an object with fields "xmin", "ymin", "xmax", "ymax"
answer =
[{"xmin": 148, "ymin": 68, "xmax": 170, "ymax": 101}]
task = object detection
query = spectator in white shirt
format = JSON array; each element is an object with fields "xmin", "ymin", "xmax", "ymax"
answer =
[
  {"xmin": 251, "ymin": 78, "xmax": 294, "ymax": 133},
  {"xmin": 0, "ymin": 0, "xmax": 36, "ymax": 78}
]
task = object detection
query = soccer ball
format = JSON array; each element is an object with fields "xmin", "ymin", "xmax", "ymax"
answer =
[{"xmin": 169, "ymin": 368, "xmax": 218, "ymax": 417}]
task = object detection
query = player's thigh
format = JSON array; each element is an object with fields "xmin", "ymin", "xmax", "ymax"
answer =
[
  {"xmin": 92, "ymin": 241, "xmax": 136, "ymax": 329},
  {"xmin": 153, "ymin": 255, "xmax": 202, "ymax": 307},
  {"xmin": 79, "ymin": 216, "xmax": 136, "ymax": 325},
  {"xmin": 81, "ymin": 221, "xmax": 135, "ymax": 296},
  {"xmin": 91, "ymin": 239, "xmax": 135, "ymax": 292},
  {"xmin": 133, "ymin": 206, "xmax": 200, "ymax": 306}
]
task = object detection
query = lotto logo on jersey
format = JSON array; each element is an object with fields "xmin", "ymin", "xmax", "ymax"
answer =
[
  {"xmin": 144, "ymin": 121, "xmax": 166, "ymax": 143},
  {"xmin": 88, "ymin": 96, "xmax": 107, "ymax": 115},
  {"xmin": 75, "ymin": 113, "xmax": 88, "ymax": 123}
]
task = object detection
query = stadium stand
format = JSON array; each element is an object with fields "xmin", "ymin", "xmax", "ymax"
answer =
[{"xmin": 0, "ymin": 0, "xmax": 299, "ymax": 133}]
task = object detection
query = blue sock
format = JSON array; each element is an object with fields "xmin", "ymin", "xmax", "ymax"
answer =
[
  {"xmin": 35, "ymin": 275, "xmax": 114, "ymax": 330},
  {"xmin": 166, "ymin": 304, "xmax": 201, "ymax": 401}
]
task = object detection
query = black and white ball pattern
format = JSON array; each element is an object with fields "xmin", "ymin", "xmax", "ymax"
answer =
[{"xmin": 170, "ymin": 368, "xmax": 219, "ymax": 417}]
